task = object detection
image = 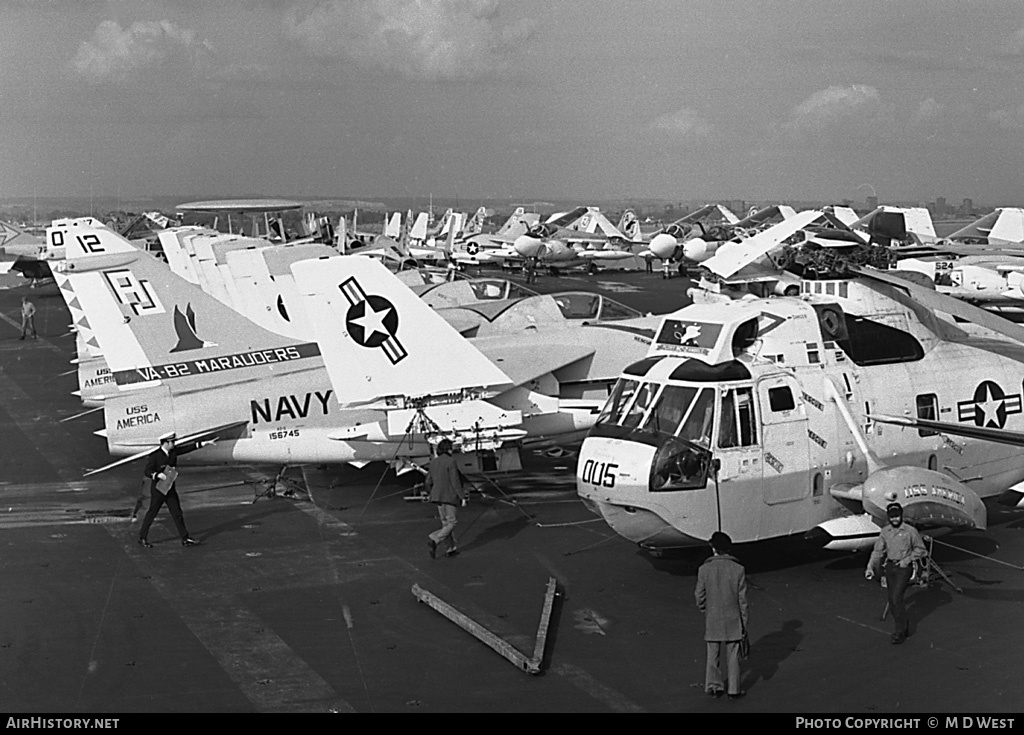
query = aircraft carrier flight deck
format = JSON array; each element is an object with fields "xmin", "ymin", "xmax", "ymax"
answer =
[{"xmin": 1, "ymin": 268, "xmax": 1022, "ymax": 713}]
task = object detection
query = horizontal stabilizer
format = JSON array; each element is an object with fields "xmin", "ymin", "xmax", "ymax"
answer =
[{"xmin": 86, "ymin": 420, "xmax": 248, "ymax": 476}]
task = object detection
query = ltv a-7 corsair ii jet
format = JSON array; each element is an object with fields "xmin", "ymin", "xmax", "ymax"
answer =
[{"xmin": 55, "ymin": 222, "xmax": 658, "ymax": 481}]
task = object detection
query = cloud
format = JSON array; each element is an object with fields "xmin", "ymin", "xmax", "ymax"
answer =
[
  {"xmin": 283, "ymin": 0, "xmax": 535, "ymax": 80},
  {"xmin": 988, "ymin": 105, "xmax": 1024, "ymax": 131},
  {"xmin": 785, "ymin": 84, "xmax": 880, "ymax": 132},
  {"xmin": 71, "ymin": 19, "xmax": 211, "ymax": 83},
  {"xmin": 648, "ymin": 107, "xmax": 711, "ymax": 137},
  {"xmin": 913, "ymin": 97, "xmax": 943, "ymax": 123},
  {"xmin": 998, "ymin": 27, "xmax": 1024, "ymax": 56}
]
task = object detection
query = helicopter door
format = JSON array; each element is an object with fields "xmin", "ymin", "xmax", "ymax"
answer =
[{"xmin": 757, "ymin": 375, "xmax": 810, "ymax": 505}]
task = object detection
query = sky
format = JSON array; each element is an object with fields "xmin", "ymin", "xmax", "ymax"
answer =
[{"xmin": 2, "ymin": 0, "xmax": 1024, "ymax": 205}]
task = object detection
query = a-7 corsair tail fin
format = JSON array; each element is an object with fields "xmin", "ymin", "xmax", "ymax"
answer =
[
  {"xmin": 292, "ymin": 255, "xmax": 512, "ymax": 408},
  {"xmin": 56, "ymin": 221, "xmax": 322, "ymax": 394}
]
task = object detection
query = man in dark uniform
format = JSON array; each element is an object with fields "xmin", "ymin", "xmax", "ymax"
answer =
[
  {"xmin": 425, "ymin": 438, "xmax": 468, "ymax": 558},
  {"xmin": 865, "ymin": 502, "xmax": 926, "ymax": 644},
  {"xmin": 19, "ymin": 296, "xmax": 37, "ymax": 340},
  {"xmin": 138, "ymin": 432, "xmax": 199, "ymax": 548},
  {"xmin": 695, "ymin": 531, "xmax": 748, "ymax": 699}
]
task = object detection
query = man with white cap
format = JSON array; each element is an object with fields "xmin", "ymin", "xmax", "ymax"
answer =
[
  {"xmin": 865, "ymin": 502, "xmax": 926, "ymax": 644},
  {"xmin": 138, "ymin": 432, "xmax": 199, "ymax": 548}
]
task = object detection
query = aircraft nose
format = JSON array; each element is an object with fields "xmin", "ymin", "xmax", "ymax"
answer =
[
  {"xmin": 513, "ymin": 235, "xmax": 544, "ymax": 258},
  {"xmin": 648, "ymin": 233, "xmax": 678, "ymax": 260},
  {"xmin": 681, "ymin": 237, "xmax": 710, "ymax": 263}
]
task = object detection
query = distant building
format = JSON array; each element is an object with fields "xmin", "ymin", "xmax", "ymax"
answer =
[
  {"xmin": 961, "ymin": 198, "xmax": 973, "ymax": 217},
  {"xmin": 935, "ymin": 197, "xmax": 946, "ymax": 217},
  {"xmin": 867, "ymin": 195, "xmax": 878, "ymax": 211}
]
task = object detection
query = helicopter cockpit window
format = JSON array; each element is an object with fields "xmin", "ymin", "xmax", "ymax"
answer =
[
  {"xmin": 718, "ymin": 387, "xmax": 758, "ymax": 448},
  {"xmin": 640, "ymin": 385, "xmax": 697, "ymax": 435},
  {"xmin": 597, "ymin": 378, "xmax": 640, "ymax": 425},
  {"xmin": 678, "ymin": 387, "xmax": 715, "ymax": 447},
  {"xmin": 622, "ymin": 382, "xmax": 660, "ymax": 429}
]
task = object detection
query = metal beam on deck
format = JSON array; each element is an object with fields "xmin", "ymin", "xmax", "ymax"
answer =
[{"xmin": 412, "ymin": 577, "xmax": 558, "ymax": 675}]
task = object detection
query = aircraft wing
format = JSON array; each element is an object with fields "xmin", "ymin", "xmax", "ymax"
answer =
[
  {"xmin": 578, "ymin": 249, "xmax": 636, "ymax": 261},
  {"xmin": 473, "ymin": 340, "xmax": 596, "ymax": 387},
  {"xmin": 84, "ymin": 420, "xmax": 249, "ymax": 476},
  {"xmin": 560, "ymin": 232, "xmax": 613, "ymax": 246},
  {"xmin": 545, "ymin": 206, "xmax": 591, "ymax": 229},
  {"xmin": 0, "ymin": 259, "xmax": 15, "ymax": 274},
  {"xmin": 870, "ymin": 414, "xmax": 1024, "ymax": 449},
  {"xmin": 487, "ymin": 233, "xmax": 523, "ymax": 246},
  {"xmin": 703, "ymin": 210, "xmax": 821, "ymax": 279}
]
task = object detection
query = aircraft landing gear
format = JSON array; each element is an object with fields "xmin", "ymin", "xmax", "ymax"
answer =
[{"xmin": 251, "ymin": 465, "xmax": 308, "ymax": 503}]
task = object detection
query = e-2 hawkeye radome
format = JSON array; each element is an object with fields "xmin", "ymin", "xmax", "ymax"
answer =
[{"xmin": 576, "ymin": 267, "xmax": 1024, "ymax": 552}]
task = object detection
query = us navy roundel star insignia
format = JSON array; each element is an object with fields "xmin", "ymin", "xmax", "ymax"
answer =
[
  {"xmin": 957, "ymin": 380, "xmax": 1022, "ymax": 429},
  {"xmin": 339, "ymin": 277, "xmax": 407, "ymax": 364}
]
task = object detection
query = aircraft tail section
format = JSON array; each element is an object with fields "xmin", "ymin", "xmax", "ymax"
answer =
[
  {"xmin": 57, "ymin": 222, "xmax": 321, "ymax": 393},
  {"xmin": 617, "ymin": 209, "xmax": 640, "ymax": 240},
  {"xmin": 292, "ymin": 255, "xmax": 512, "ymax": 407},
  {"xmin": 384, "ymin": 212, "xmax": 402, "ymax": 239},
  {"xmin": 496, "ymin": 207, "xmax": 527, "ymax": 235},
  {"xmin": 463, "ymin": 207, "xmax": 487, "ymax": 235},
  {"xmin": 335, "ymin": 214, "xmax": 348, "ymax": 251},
  {"xmin": 409, "ymin": 211, "xmax": 429, "ymax": 241},
  {"xmin": 53, "ymin": 268, "xmax": 117, "ymax": 406}
]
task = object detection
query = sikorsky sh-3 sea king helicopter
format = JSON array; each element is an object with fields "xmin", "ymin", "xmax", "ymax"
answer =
[{"xmin": 576, "ymin": 262, "xmax": 1024, "ymax": 553}]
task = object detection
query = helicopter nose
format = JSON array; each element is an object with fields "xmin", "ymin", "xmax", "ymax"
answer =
[
  {"xmin": 513, "ymin": 234, "xmax": 544, "ymax": 258},
  {"xmin": 648, "ymin": 233, "xmax": 678, "ymax": 260}
]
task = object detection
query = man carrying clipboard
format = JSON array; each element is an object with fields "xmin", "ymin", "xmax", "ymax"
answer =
[{"xmin": 138, "ymin": 432, "xmax": 199, "ymax": 548}]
